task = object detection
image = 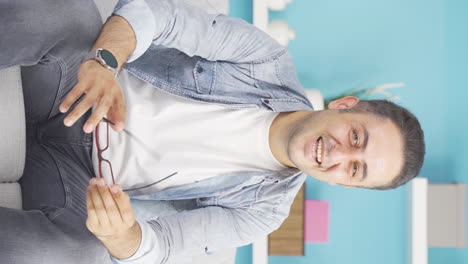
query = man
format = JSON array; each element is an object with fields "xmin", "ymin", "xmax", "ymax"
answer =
[{"xmin": 0, "ymin": 0, "xmax": 425, "ymax": 263}]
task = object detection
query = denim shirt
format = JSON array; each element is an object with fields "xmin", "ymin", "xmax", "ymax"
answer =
[{"xmin": 111, "ymin": 0, "xmax": 314, "ymax": 263}]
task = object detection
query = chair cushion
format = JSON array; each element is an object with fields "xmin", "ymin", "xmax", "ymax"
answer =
[
  {"xmin": 0, "ymin": 183, "xmax": 22, "ymax": 209},
  {"xmin": 0, "ymin": 66, "xmax": 26, "ymax": 183}
]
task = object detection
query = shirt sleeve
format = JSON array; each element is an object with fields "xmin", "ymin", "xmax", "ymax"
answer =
[
  {"xmin": 111, "ymin": 206, "xmax": 280, "ymax": 264},
  {"xmin": 113, "ymin": 0, "xmax": 156, "ymax": 62},
  {"xmin": 113, "ymin": 0, "xmax": 286, "ymax": 63},
  {"xmin": 110, "ymin": 219, "xmax": 161, "ymax": 264}
]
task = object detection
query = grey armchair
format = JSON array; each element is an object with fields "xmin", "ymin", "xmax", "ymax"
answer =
[
  {"xmin": 0, "ymin": 1, "xmax": 237, "ymax": 263},
  {"xmin": 0, "ymin": 66, "xmax": 25, "ymax": 210}
]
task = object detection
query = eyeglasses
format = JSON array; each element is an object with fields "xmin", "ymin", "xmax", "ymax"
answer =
[
  {"xmin": 95, "ymin": 118, "xmax": 116, "ymax": 185},
  {"xmin": 94, "ymin": 117, "xmax": 178, "ymax": 191}
]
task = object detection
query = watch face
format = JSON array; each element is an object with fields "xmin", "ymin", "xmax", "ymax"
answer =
[{"xmin": 100, "ymin": 49, "xmax": 118, "ymax": 69}]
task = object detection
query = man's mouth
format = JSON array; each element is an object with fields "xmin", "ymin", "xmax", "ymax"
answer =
[
  {"xmin": 307, "ymin": 136, "xmax": 324, "ymax": 166},
  {"xmin": 316, "ymin": 137, "xmax": 323, "ymax": 165}
]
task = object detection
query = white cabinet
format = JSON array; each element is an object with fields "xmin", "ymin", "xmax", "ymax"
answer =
[
  {"xmin": 428, "ymin": 183, "xmax": 466, "ymax": 248},
  {"xmin": 409, "ymin": 179, "xmax": 466, "ymax": 264}
]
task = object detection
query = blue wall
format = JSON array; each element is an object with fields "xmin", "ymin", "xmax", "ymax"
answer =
[{"xmin": 231, "ymin": 0, "xmax": 468, "ymax": 264}]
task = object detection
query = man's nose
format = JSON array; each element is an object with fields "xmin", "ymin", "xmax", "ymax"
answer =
[{"xmin": 327, "ymin": 146, "xmax": 363, "ymax": 167}]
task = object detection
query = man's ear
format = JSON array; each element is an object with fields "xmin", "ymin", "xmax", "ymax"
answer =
[{"xmin": 328, "ymin": 96, "xmax": 360, "ymax": 110}]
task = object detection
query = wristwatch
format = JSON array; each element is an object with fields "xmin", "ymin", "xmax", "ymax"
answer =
[{"xmin": 85, "ymin": 48, "xmax": 119, "ymax": 76}]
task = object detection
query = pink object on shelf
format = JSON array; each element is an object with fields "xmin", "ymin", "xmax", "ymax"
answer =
[{"xmin": 304, "ymin": 200, "xmax": 329, "ymax": 243}]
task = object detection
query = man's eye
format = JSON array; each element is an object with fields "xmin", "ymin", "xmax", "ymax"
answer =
[
  {"xmin": 352, "ymin": 162, "xmax": 358, "ymax": 177},
  {"xmin": 353, "ymin": 130, "xmax": 359, "ymax": 146}
]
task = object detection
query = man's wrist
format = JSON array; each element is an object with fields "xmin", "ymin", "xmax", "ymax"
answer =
[
  {"xmin": 85, "ymin": 48, "xmax": 119, "ymax": 76},
  {"xmin": 91, "ymin": 16, "xmax": 137, "ymax": 72},
  {"xmin": 100, "ymin": 222, "xmax": 142, "ymax": 259}
]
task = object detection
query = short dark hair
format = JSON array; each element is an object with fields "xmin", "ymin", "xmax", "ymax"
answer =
[{"xmin": 339, "ymin": 100, "xmax": 425, "ymax": 190}]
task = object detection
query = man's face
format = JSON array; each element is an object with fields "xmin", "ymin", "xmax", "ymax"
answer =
[{"xmin": 286, "ymin": 100, "xmax": 403, "ymax": 188}]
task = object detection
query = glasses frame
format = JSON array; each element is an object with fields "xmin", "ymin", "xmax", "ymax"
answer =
[
  {"xmin": 93, "ymin": 117, "xmax": 178, "ymax": 191},
  {"xmin": 95, "ymin": 119, "xmax": 116, "ymax": 185}
]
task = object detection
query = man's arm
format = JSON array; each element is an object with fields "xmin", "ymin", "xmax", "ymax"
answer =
[
  {"xmin": 114, "ymin": 0, "xmax": 286, "ymax": 63},
  {"xmin": 122, "ymin": 202, "xmax": 279, "ymax": 264},
  {"xmin": 58, "ymin": 16, "xmax": 136, "ymax": 133},
  {"xmin": 59, "ymin": 0, "xmax": 287, "ymax": 133},
  {"xmin": 86, "ymin": 178, "xmax": 142, "ymax": 259},
  {"xmin": 85, "ymin": 178, "xmax": 280, "ymax": 264},
  {"xmin": 90, "ymin": 16, "xmax": 137, "ymax": 70}
]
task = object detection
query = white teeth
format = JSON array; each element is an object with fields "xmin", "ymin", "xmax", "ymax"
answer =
[{"xmin": 316, "ymin": 138, "xmax": 323, "ymax": 163}]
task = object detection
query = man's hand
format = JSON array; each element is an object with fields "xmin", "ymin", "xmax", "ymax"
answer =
[
  {"xmin": 86, "ymin": 178, "xmax": 142, "ymax": 259},
  {"xmin": 59, "ymin": 60, "xmax": 126, "ymax": 133},
  {"xmin": 59, "ymin": 15, "xmax": 136, "ymax": 133}
]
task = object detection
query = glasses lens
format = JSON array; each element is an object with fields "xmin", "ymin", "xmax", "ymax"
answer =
[
  {"xmin": 96, "ymin": 121, "xmax": 109, "ymax": 151},
  {"xmin": 99, "ymin": 160, "xmax": 113, "ymax": 182}
]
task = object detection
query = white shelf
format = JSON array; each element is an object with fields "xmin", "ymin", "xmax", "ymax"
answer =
[
  {"xmin": 252, "ymin": 236, "xmax": 268, "ymax": 264},
  {"xmin": 253, "ymin": 0, "xmax": 269, "ymax": 32},
  {"xmin": 408, "ymin": 178, "xmax": 428, "ymax": 264}
]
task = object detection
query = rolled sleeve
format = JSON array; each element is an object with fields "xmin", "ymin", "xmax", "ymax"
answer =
[
  {"xmin": 113, "ymin": 0, "xmax": 156, "ymax": 62},
  {"xmin": 111, "ymin": 219, "xmax": 161, "ymax": 264},
  {"xmin": 115, "ymin": 0, "xmax": 284, "ymax": 64}
]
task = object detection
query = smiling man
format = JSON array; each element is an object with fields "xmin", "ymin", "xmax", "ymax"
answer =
[
  {"xmin": 0, "ymin": 0, "xmax": 424, "ymax": 263},
  {"xmin": 270, "ymin": 97, "xmax": 417, "ymax": 189}
]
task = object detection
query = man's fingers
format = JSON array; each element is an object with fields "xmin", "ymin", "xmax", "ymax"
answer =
[
  {"xmin": 89, "ymin": 179, "xmax": 111, "ymax": 226},
  {"xmin": 95, "ymin": 178, "xmax": 124, "ymax": 226},
  {"xmin": 83, "ymin": 96, "xmax": 113, "ymax": 133},
  {"xmin": 59, "ymin": 81, "xmax": 88, "ymax": 113},
  {"xmin": 107, "ymin": 101, "xmax": 126, "ymax": 132},
  {"xmin": 106, "ymin": 85, "xmax": 126, "ymax": 132},
  {"xmin": 60, "ymin": 60, "xmax": 127, "ymax": 133},
  {"xmin": 110, "ymin": 185, "xmax": 135, "ymax": 225},
  {"xmin": 86, "ymin": 188, "xmax": 99, "ymax": 230},
  {"xmin": 63, "ymin": 91, "xmax": 98, "ymax": 131}
]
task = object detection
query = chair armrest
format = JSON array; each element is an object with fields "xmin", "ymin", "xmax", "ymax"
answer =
[{"xmin": 0, "ymin": 66, "xmax": 26, "ymax": 183}]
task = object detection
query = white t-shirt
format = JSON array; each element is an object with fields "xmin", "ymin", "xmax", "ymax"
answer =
[{"xmin": 92, "ymin": 70, "xmax": 286, "ymax": 194}]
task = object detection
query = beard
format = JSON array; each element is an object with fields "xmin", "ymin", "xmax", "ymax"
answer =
[{"xmin": 286, "ymin": 110, "xmax": 336, "ymax": 171}]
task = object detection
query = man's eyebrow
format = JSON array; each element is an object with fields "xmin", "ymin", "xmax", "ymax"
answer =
[
  {"xmin": 362, "ymin": 125, "xmax": 369, "ymax": 150},
  {"xmin": 361, "ymin": 163, "xmax": 368, "ymax": 182},
  {"xmin": 361, "ymin": 125, "xmax": 369, "ymax": 182}
]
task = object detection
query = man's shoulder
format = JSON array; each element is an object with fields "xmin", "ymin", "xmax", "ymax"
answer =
[{"xmin": 210, "ymin": 169, "xmax": 307, "ymax": 223}]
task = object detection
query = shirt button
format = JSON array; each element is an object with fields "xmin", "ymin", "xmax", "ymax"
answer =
[{"xmin": 196, "ymin": 67, "xmax": 204, "ymax": 73}]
